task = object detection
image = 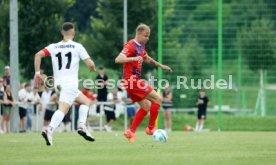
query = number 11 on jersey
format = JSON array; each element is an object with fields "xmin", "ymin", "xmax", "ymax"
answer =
[{"xmin": 55, "ymin": 52, "xmax": 72, "ymax": 70}]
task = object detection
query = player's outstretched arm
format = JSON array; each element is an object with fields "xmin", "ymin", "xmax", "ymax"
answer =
[
  {"xmin": 115, "ymin": 53, "xmax": 143, "ymax": 64},
  {"xmin": 83, "ymin": 58, "xmax": 96, "ymax": 72},
  {"xmin": 144, "ymin": 54, "xmax": 173, "ymax": 72},
  {"xmin": 34, "ymin": 50, "xmax": 47, "ymax": 78}
]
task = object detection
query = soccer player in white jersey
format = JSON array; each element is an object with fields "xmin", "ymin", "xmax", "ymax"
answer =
[{"xmin": 34, "ymin": 22, "xmax": 96, "ymax": 146}]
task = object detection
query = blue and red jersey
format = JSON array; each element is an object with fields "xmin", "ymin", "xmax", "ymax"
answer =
[{"xmin": 120, "ymin": 39, "xmax": 147, "ymax": 80}]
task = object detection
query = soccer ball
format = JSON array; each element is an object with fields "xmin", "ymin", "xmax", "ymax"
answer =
[
  {"xmin": 152, "ymin": 129, "xmax": 168, "ymax": 142},
  {"xmin": 184, "ymin": 124, "xmax": 194, "ymax": 131}
]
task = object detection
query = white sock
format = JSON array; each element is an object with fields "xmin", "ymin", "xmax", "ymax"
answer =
[
  {"xmin": 57, "ymin": 122, "xmax": 64, "ymax": 133},
  {"xmin": 64, "ymin": 123, "xmax": 71, "ymax": 132},
  {"xmin": 199, "ymin": 125, "xmax": 203, "ymax": 131},
  {"xmin": 195, "ymin": 124, "xmax": 199, "ymax": 131},
  {"xmin": 49, "ymin": 110, "xmax": 65, "ymax": 133},
  {"xmin": 78, "ymin": 105, "xmax": 89, "ymax": 126}
]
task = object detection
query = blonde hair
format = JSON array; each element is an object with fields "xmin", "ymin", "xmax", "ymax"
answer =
[{"xmin": 136, "ymin": 23, "xmax": 150, "ymax": 33}]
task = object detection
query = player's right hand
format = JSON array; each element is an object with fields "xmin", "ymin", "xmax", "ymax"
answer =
[
  {"xmin": 34, "ymin": 74, "xmax": 42, "ymax": 87},
  {"xmin": 89, "ymin": 65, "xmax": 96, "ymax": 72},
  {"xmin": 134, "ymin": 56, "xmax": 143, "ymax": 63}
]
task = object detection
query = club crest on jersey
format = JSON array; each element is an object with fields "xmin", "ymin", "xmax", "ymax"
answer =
[
  {"xmin": 144, "ymin": 86, "xmax": 148, "ymax": 92},
  {"xmin": 122, "ymin": 48, "xmax": 128, "ymax": 54}
]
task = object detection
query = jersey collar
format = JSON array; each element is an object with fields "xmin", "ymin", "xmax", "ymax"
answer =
[
  {"xmin": 62, "ymin": 39, "xmax": 72, "ymax": 43},
  {"xmin": 133, "ymin": 39, "xmax": 141, "ymax": 46}
]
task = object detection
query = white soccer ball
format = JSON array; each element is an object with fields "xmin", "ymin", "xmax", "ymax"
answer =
[{"xmin": 152, "ymin": 129, "xmax": 168, "ymax": 142}]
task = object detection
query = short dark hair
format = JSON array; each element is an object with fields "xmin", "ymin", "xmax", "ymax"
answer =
[
  {"xmin": 24, "ymin": 83, "xmax": 31, "ymax": 88},
  {"xmin": 62, "ymin": 22, "xmax": 75, "ymax": 32},
  {"xmin": 99, "ymin": 66, "xmax": 104, "ymax": 70}
]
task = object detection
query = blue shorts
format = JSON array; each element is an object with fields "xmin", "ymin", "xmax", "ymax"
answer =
[{"xmin": 127, "ymin": 106, "xmax": 136, "ymax": 117}]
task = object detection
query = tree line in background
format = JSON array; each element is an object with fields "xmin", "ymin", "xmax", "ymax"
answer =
[
  {"xmin": 161, "ymin": 0, "xmax": 276, "ymax": 107},
  {"xmin": 1, "ymin": 0, "xmax": 275, "ymax": 78},
  {"xmin": 1, "ymin": 0, "xmax": 276, "ymax": 108},
  {"xmin": 0, "ymin": 0, "xmax": 157, "ymax": 79},
  {"xmin": 163, "ymin": 0, "xmax": 276, "ymax": 79}
]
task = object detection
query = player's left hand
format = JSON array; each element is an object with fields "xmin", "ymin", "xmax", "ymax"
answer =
[{"xmin": 161, "ymin": 65, "xmax": 173, "ymax": 72}]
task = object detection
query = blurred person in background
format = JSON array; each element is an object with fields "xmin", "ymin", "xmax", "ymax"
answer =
[
  {"xmin": 0, "ymin": 78, "xmax": 8, "ymax": 134},
  {"xmin": 43, "ymin": 90, "xmax": 58, "ymax": 131},
  {"xmin": 81, "ymin": 88, "xmax": 96, "ymax": 129},
  {"xmin": 0, "ymin": 81, "xmax": 4, "ymax": 92},
  {"xmin": 35, "ymin": 69, "xmax": 47, "ymax": 97},
  {"xmin": 39, "ymin": 87, "xmax": 52, "ymax": 131},
  {"xmin": 18, "ymin": 82, "xmax": 23, "ymax": 91},
  {"xmin": 95, "ymin": 66, "xmax": 108, "ymax": 114},
  {"xmin": 3, "ymin": 65, "xmax": 10, "ymax": 86},
  {"xmin": 25, "ymin": 86, "xmax": 36, "ymax": 132},
  {"xmin": 114, "ymin": 87, "xmax": 124, "ymax": 118},
  {"xmin": 41, "ymin": 87, "xmax": 52, "ymax": 112},
  {"xmin": 18, "ymin": 83, "xmax": 31, "ymax": 133},
  {"xmin": 31, "ymin": 87, "xmax": 42, "ymax": 131},
  {"xmin": 162, "ymin": 84, "xmax": 173, "ymax": 133},
  {"xmin": 121, "ymin": 87, "xmax": 136, "ymax": 125},
  {"xmin": 2, "ymin": 85, "xmax": 16, "ymax": 133},
  {"xmin": 103, "ymin": 88, "xmax": 122, "ymax": 132},
  {"xmin": 73, "ymin": 88, "xmax": 97, "ymax": 130},
  {"xmin": 195, "ymin": 89, "xmax": 209, "ymax": 132}
]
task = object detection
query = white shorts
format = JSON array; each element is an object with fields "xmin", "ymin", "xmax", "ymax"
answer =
[{"xmin": 55, "ymin": 83, "xmax": 80, "ymax": 106}]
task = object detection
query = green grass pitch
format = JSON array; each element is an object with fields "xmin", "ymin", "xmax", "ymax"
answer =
[{"xmin": 0, "ymin": 131, "xmax": 276, "ymax": 165}]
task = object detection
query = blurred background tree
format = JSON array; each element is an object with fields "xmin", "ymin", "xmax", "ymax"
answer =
[
  {"xmin": 1, "ymin": 0, "xmax": 276, "ymax": 110},
  {"xmin": 18, "ymin": 0, "xmax": 74, "ymax": 79}
]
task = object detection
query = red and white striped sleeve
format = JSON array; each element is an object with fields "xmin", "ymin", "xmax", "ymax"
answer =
[
  {"xmin": 42, "ymin": 44, "xmax": 54, "ymax": 57},
  {"xmin": 42, "ymin": 48, "xmax": 50, "ymax": 57}
]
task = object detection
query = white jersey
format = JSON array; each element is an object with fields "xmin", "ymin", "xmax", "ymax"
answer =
[{"xmin": 43, "ymin": 40, "xmax": 90, "ymax": 86}]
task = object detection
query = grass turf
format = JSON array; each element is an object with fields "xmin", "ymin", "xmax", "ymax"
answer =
[
  {"xmin": 111, "ymin": 114, "xmax": 276, "ymax": 131},
  {"xmin": 0, "ymin": 131, "xmax": 276, "ymax": 165}
]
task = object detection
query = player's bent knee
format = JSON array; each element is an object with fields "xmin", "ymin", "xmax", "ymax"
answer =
[
  {"xmin": 143, "ymin": 107, "xmax": 150, "ymax": 112},
  {"xmin": 58, "ymin": 109, "xmax": 68, "ymax": 115},
  {"xmin": 139, "ymin": 105, "xmax": 149, "ymax": 112},
  {"xmin": 85, "ymin": 100, "xmax": 92, "ymax": 107},
  {"xmin": 155, "ymin": 96, "xmax": 163, "ymax": 105}
]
